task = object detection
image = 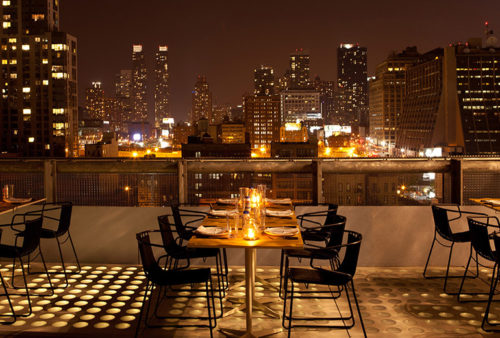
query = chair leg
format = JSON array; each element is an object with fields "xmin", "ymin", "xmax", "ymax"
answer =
[
  {"xmin": 351, "ymin": 279, "xmax": 367, "ymax": 337},
  {"xmin": 443, "ymin": 241, "xmax": 456, "ymax": 293},
  {"xmin": 482, "ymin": 263, "xmax": 499, "ymax": 332},
  {"xmin": 205, "ymin": 280, "xmax": 213, "ymax": 338},
  {"xmin": 279, "ymin": 250, "xmax": 285, "ymax": 299},
  {"xmin": 38, "ymin": 247, "xmax": 55, "ymax": 296},
  {"xmin": 16, "ymin": 257, "xmax": 33, "ymax": 318},
  {"xmin": 457, "ymin": 249, "xmax": 473, "ymax": 302},
  {"xmin": 135, "ymin": 280, "xmax": 151, "ymax": 338},
  {"xmin": 55, "ymin": 237, "xmax": 70, "ymax": 288},
  {"xmin": 423, "ymin": 233, "xmax": 437, "ymax": 278},
  {"xmin": 288, "ymin": 280, "xmax": 295, "ymax": 338},
  {"xmin": 67, "ymin": 232, "xmax": 81, "ymax": 273}
]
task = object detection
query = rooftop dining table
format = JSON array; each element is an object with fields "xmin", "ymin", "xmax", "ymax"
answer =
[
  {"xmin": 188, "ymin": 206, "xmax": 304, "ymax": 338},
  {"xmin": 470, "ymin": 198, "xmax": 500, "ymax": 212},
  {"xmin": 0, "ymin": 198, "xmax": 46, "ymax": 216}
]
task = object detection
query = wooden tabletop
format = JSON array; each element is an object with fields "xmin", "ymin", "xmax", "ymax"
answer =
[
  {"xmin": 0, "ymin": 198, "xmax": 45, "ymax": 216},
  {"xmin": 188, "ymin": 212, "xmax": 304, "ymax": 249},
  {"xmin": 470, "ymin": 198, "xmax": 500, "ymax": 212}
]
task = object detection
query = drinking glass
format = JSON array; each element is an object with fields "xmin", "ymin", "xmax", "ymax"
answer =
[
  {"xmin": 239, "ymin": 187, "xmax": 249, "ymax": 213},
  {"xmin": 226, "ymin": 212, "xmax": 240, "ymax": 238},
  {"xmin": 2, "ymin": 184, "xmax": 14, "ymax": 199}
]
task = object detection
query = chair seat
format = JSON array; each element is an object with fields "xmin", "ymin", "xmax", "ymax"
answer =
[
  {"xmin": 285, "ymin": 248, "xmax": 338, "ymax": 260},
  {"xmin": 0, "ymin": 244, "xmax": 21, "ymax": 258},
  {"xmin": 289, "ymin": 267, "xmax": 352, "ymax": 286},
  {"xmin": 451, "ymin": 230, "xmax": 471, "ymax": 242}
]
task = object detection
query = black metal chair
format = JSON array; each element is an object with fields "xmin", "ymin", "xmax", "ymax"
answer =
[
  {"xmin": 279, "ymin": 214, "xmax": 346, "ymax": 298},
  {"xmin": 282, "ymin": 230, "xmax": 366, "ymax": 337},
  {"xmin": 134, "ymin": 231, "xmax": 217, "ymax": 338},
  {"xmin": 157, "ymin": 215, "xmax": 226, "ymax": 308},
  {"xmin": 483, "ymin": 228, "xmax": 500, "ymax": 332},
  {"xmin": 0, "ymin": 215, "xmax": 52, "ymax": 318},
  {"xmin": 15, "ymin": 202, "xmax": 80, "ymax": 287},
  {"xmin": 171, "ymin": 204, "xmax": 229, "ymax": 290},
  {"xmin": 457, "ymin": 216, "xmax": 499, "ymax": 304},
  {"xmin": 423, "ymin": 204, "xmax": 486, "ymax": 294}
]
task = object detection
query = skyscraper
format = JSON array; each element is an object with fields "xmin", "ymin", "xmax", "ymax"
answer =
[
  {"xmin": 131, "ymin": 44, "xmax": 147, "ymax": 122},
  {"xmin": 244, "ymin": 95, "xmax": 281, "ymax": 148},
  {"xmin": 397, "ymin": 38, "xmax": 500, "ymax": 155},
  {"xmin": 369, "ymin": 47, "xmax": 420, "ymax": 153},
  {"xmin": 254, "ymin": 65, "xmax": 275, "ymax": 96},
  {"xmin": 191, "ymin": 76, "xmax": 212, "ymax": 124},
  {"xmin": 114, "ymin": 69, "xmax": 132, "ymax": 126},
  {"xmin": 289, "ymin": 49, "xmax": 311, "ymax": 89},
  {"xmin": 154, "ymin": 45, "xmax": 169, "ymax": 127},
  {"xmin": 0, "ymin": 0, "xmax": 78, "ymax": 157},
  {"xmin": 314, "ymin": 76, "xmax": 336, "ymax": 124},
  {"xmin": 85, "ymin": 82, "xmax": 105, "ymax": 120},
  {"xmin": 337, "ymin": 43, "xmax": 368, "ymax": 127}
]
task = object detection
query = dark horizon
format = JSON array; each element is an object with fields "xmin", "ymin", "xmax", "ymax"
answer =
[{"xmin": 60, "ymin": 0, "xmax": 500, "ymax": 122}]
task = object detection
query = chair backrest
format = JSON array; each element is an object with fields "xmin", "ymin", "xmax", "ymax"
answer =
[
  {"xmin": 337, "ymin": 230, "xmax": 363, "ymax": 277},
  {"xmin": 53, "ymin": 202, "xmax": 72, "ymax": 236},
  {"xmin": 324, "ymin": 215, "xmax": 347, "ymax": 248},
  {"xmin": 19, "ymin": 217, "xmax": 43, "ymax": 257},
  {"xmin": 467, "ymin": 217, "xmax": 496, "ymax": 262},
  {"xmin": 493, "ymin": 232, "xmax": 500, "ymax": 263},
  {"xmin": 324, "ymin": 205, "xmax": 339, "ymax": 225},
  {"xmin": 157, "ymin": 214, "xmax": 181, "ymax": 254},
  {"xmin": 136, "ymin": 231, "xmax": 163, "ymax": 284},
  {"xmin": 431, "ymin": 205, "xmax": 454, "ymax": 240},
  {"xmin": 170, "ymin": 204, "xmax": 191, "ymax": 239}
]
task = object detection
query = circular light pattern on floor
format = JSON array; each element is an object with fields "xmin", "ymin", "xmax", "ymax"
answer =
[
  {"xmin": 52, "ymin": 321, "xmax": 68, "ymax": 328},
  {"xmin": 80, "ymin": 314, "xmax": 95, "ymax": 321},
  {"xmin": 60, "ymin": 314, "xmax": 75, "ymax": 320},
  {"xmin": 100, "ymin": 314, "xmax": 115, "ymax": 321},
  {"xmin": 73, "ymin": 321, "xmax": 88, "ymax": 328},
  {"xmin": 106, "ymin": 308, "xmax": 121, "ymax": 314},
  {"xmin": 67, "ymin": 307, "xmax": 82, "ymax": 313}
]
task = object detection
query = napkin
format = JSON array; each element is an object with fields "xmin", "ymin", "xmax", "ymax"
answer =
[
  {"xmin": 265, "ymin": 227, "xmax": 299, "ymax": 236},
  {"xmin": 482, "ymin": 199, "xmax": 500, "ymax": 206},
  {"xmin": 266, "ymin": 198, "xmax": 292, "ymax": 205},
  {"xmin": 3, "ymin": 197, "xmax": 32, "ymax": 204},
  {"xmin": 209, "ymin": 209, "xmax": 235, "ymax": 217},
  {"xmin": 217, "ymin": 198, "xmax": 237, "ymax": 205},
  {"xmin": 266, "ymin": 209, "xmax": 293, "ymax": 217}
]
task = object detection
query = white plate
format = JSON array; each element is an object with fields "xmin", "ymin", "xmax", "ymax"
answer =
[
  {"xmin": 266, "ymin": 198, "xmax": 292, "ymax": 205},
  {"xmin": 195, "ymin": 226, "xmax": 227, "ymax": 236},
  {"xmin": 217, "ymin": 198, "xmax": 237, "ymax": 205},
  {"xmin": 209, "ymin": 209, "xmax": 236, "ymax": 217},
  {"xmin": 3, "ymin": 197, "xmax": 32, "ymax": 204},
  {"xmin": 265, "ymin": 227, "xmax": 299, "ymax": 237}
]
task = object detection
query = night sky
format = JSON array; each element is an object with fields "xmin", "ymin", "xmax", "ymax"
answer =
[{"xmin": 60, "ymin": 0, "xmax": 500, "ymax": 122}]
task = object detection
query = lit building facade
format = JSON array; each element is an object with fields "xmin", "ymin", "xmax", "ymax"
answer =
[
  {"xmin": 114, "ymin": 69, "xmax": 132, "ymax": 127},
  {"xmin": 0, "ymin": 0, "xmax": 78, "ymax": 157},
  {"xmin": 289, "ymin": 49, "xmax": 311, "ymax": 89},
  {"xmin": 244, "ymin": 94, "xmax": 281, "ymax": 148},
  {"xmin": 337, "ymin": 43, "xmax": 368, "ymax": 127},
  {"xmin": 85, "ymin": 82, "xmax": 105, "ymax": 120},
  {"xmin": 280, "ymin": 90, "xmax": 321, "ymax": 124},
  {"xmin": 369, "ymin": 47, "xmax": 420, "ymax": 152},
  {"xmin": 220, "ymin": 123, "xmax": 246, "ymax": 144},
  {"xmin": 254, "ymin": 65, "xmax": 275, "ymax": 96},
  {"xmin": 211, "ymin": 103, "xmax": 231, "ymax": 124},
  {"xmin": 154, "ymin": 45, "xmax": 169, "ymax": 127},
  {"xmin": 280, "ymin": 123, "xmax": 308, "ymax": 142},
  {"xmin": 131, "ymin": 44, "xmax": 147, "ymax": 122},
  {"xmin": 397, "ymin": 39, "xmax": 500, "ymax": 155},
  {"xmin": 191, "ymin": 76, "xmax": 212, "ymax": 124},
  {"xmin": 314, "ymin": 76, "xmax": 336, "ymax": 124}
]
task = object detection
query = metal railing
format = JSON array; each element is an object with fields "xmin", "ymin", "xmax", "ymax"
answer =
[{"xmin": 0, "ymin": 157, "xmax": 498, "ymax": 206}]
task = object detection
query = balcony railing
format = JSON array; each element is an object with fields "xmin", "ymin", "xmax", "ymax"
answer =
[{"xmin": 0, "ymin": 157, "xmax": 499, "ymax": 206}]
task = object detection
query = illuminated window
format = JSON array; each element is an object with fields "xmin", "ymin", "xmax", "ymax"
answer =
[
  {"xmin": 9, "ymin": 59, "xmax": 16, "ymax": 64},
  {"xmin": 9, "ymin": 73, "xmax": 16, "ymax": 79},
  {"xmin": 1, "ymin": 59, "xmax": 6, "ymax": 65},
  {"xmin": 32, "ymin": 14, "xmax": 45, "ymax": 21},
  {"xmin": 22, "ymin": 87, "xmax": 30, "ymax": 93},
  {"xmin": 22, "ymin": 44, "xmax": 30, "ymax": 51},
  {"xmin": 23, "ymin": 108, "xmax": 31, "ymax": 115},
  {"xmin": 52, "ymin": 108, "xmax": 65, "ymax": 115},
  {"xmin": 34, "ymin": 37, "xmax": 40, "ymax": 42},
  {"xmin": 28, "ymin": 137, "xmax": 35, "ymax": 143},
  {"xmin": 2, "ymin": 0, "xmax": 11, "ymax": 5},
  {"xmin": 2, "ymin": 22, "xmax": 11, "ymax": 29},
  {"xmin": 51, "ymin": 44, "xmax": 67, "ymax": 51},
  {"xmin": 52, "ymin": 72, "xmax": 67, "ymax": 79},
  {"xmin": 8, "ymin": 38, "xmax": 15, "ymax": 43},
  {"xmin": 53, "ymin": 122, "xmax": 65, "ymax": 130},
  {"xmin": 42, "ymin": 59, "xmax": 48, "ymax": 64},
  {"xmin": 43, "ymin": 80, "xmax": 49, "ymax": 85},
  {"xmin": 45, "ymin": 144, "xmax": 50, "ymax": 150}
]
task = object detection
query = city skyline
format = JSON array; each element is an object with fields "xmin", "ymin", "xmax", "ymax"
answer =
[{"xmin": 60, "ymin": 0, "xmax": 500, "ymax": 121}]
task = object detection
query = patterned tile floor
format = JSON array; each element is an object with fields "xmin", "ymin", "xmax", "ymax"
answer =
[{"xmin": 0, "ymin": 263, "xmax": 498, "ymax": 337}]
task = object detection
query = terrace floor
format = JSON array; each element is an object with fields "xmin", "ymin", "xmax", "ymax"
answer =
[{"xmin": 0, "ymin": 263, "xmax": 497, "ymax": 337}]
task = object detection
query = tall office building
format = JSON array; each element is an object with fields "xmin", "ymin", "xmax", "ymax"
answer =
[
  {"xmin": 254, "ymin": 65, "xmax": 275, "ymax": 96},
  {"xmin": 280, "ymin": 90, "xmax": 321, "ymax": 124},
  {"xmin": 114, "ymin": 69, "xmax": 132, "ymax": 126},
  {"xmin": 0, "ymin": 0, "xmax": 78, "ymax": 157},
  {"xmin": 154, "ymin": 45, "xmax": 169, "ymax": 127},
  {"xmin": 211, "ymin": 103, "xmax": 231, "ymax": 124},
  {"xmin": 314, "ymin": 76, "xmax": 336, "ymax": 124},
  {"xmin": 369, "ymin": 47, "xmax": 420, "ymax": 152},
  {"xmin": 85, "ymin": 82, "xmax": 105, "ymax": 120},
  {"xmin": 191, "ymin": 76, "xmax": 212, "ymax": 124},
  {"xmin": 131, "ymin": 44, "xmax": 147, "ymax": 122},
  {"xmin": 337, "ymin": 43, "xmax": 368, "ymax": 127},
  {"xmin": 398, "ymin": 38, "xmax": 500, "ymax": 155},
  {"xmin": 289, "ymin": 49, "xmax": 311, "ymax": 89},
  {"xmin": 244, "ymin": 95, "xmax": 281, "ymax": 148}
]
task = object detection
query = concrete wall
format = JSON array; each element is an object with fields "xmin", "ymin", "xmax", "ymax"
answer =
[{"xmin": 0, "ymin": 205, "xmax": 495, "ymax": 267}]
